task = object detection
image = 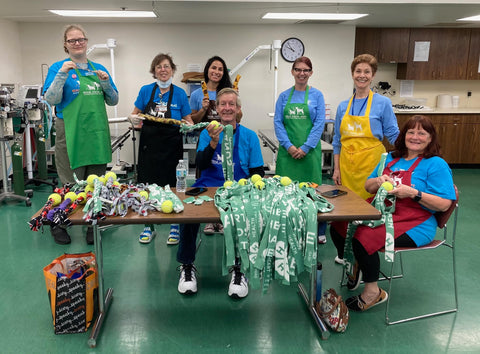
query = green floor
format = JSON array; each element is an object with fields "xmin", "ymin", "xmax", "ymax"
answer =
[{"xmin": 1, "ymin": 169, "xmax": 479, "ymax": 353}]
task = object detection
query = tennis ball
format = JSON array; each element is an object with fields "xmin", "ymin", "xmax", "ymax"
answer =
[
  {"xmin": 299, "ymin": 182, "xmax": 309, "ymax": 189},
  {"xmin": 139, "ymin": 190, "xmax": 149, "ymax": 200},
  {"xmin": 98, "ymin": 176, "xmax": 106, "ymax": 185},
  {"xmin": 254, "ymin": 180, "xmax": 265, "ymax": 190},
  {"xmin": 251, "ymin": 174, "xmax": 262, "ymax": 184},
  {"xmin": 382, "ymin": 181, "xmax": 394, "ymax": 191},
  {"xmin": 238, "ymin": 178, "xmax": 248, "ymax": 186},
  {"xmin": 105, "ymin": 171, "xmax": 117, "ymax": 182},
  {"xmin": 161, "ymin": 200, "xmax": 174, "ymax": 213},
  {"xmin": 76, "ymin": 192, "xmax": 87, "ymax": 204},
  {"xmin": 280, "ymin": 176, "xmax": 292, "ymax": 186},
  {"xmin": 86, "ymin": 174, "xmax": 98, "ymax": 186},
  {"xmin": 223, "ymin": 180, "xmax": 234, "ymax": 188},
  {"xmin": 210, "ymin": 120, "xmax": 220, "ymax": 129},
  {"xmin": 48, "ymin": 193, "xmax": 62, "ymax": 206},
  {"xmin": 64, "ymin": 191, "xmax": 77, "ymax": 202},
  {"xmin": 112, "ymin": 181, "xmax": 121, "ymax": 187},
  {"xmin": 84, "ymin": 184, "xmax": 95, "ymax": 193}
]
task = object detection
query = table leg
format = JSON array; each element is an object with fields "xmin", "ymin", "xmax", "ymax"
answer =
[
  {"xmin": 298, "ymin": 265, "xmax": 330, "ymax": 340},
  {"xmin": 88, "ymin": 224, "xmax": 114, "ymax": 348}
]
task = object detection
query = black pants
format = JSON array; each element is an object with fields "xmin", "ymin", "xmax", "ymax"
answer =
[{"xmin": 330, "ymin": 226, "xmax": 416, "ymax": 283}]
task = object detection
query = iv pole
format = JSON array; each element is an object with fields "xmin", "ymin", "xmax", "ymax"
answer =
[
  {"xmin": 229, "ymin": 40, "xmax": 281, "ymax": 116},
  {"xmin": 86, "ymin": 39, "xmax": 123, "ymax": 171}
]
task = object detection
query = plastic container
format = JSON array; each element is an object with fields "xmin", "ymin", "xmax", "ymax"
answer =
[
  {"xmin": 315, "ymin": 262, "xmax": 323, "ymax": 303},
  {"xmin": 175, "ymin": 159, "xmax": 187, "ymax": 192},
  {"xmin": 437, "ymin": 94, "xmax": 453, "ymax": 109}
]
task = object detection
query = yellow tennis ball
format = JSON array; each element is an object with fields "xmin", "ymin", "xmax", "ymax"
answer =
[
  {"xmin": 48, "ymin": 193, "xmax": 62, "ymax": 206},
  {"xmin": 105, "ymin": 171, "xmax": 117, "ymax": 182},
  {"xmin": 86, "ymin": 174, "xmax": 98, "ymax": 186},
  {"xmin": 64, "ymin": 191, "xmax": 77, "ymax": 202},
  {"xmin": 251, "ymin": 174, "xmax": 262, "ymax": 184},
  {"xmin": 299, "ymin": 182, "xmax": 309, "ymax": 189},
  {"xmin": 84, "ymin": 184, "xmax": 95, "ymax": 193},
  {"xmin": 382, "ymin": 181, "xmax": 394, "ymax": 191},
  {"xmin": 238, "ymin": 178, "xmax": 248, "ymax": 186},
  {"xmin": 112, "ymin": 181, "xmax": 121, "ymax": 188},
  {"xmin": 254, "ymin": 180, "xmax": 265, "ymax": 190},
  {"xmin": 280, "ymin": 176, "xmax": 292, "ymax": 186},
  {"xmin": 210, "ymin": 120, "xmax": 220, "ymax": 129},
  {"xmin": 161, "ymin": 200, "xmax": 174, "ymax": 213},
  {"xmin": 273, "ymin": 175, "xmax": 281, "ymax": 179},
  {"xmin": 139, "ymin": 190, "xmax": 149, "ymax": 200},
  {"xmin": 223, "ymin": 180, "xmax": 234, "ymax": 188},
  {"xmin": 76, "ymin": 192, "xmax": 87, "ymax": 204},
  {"xmin": 98, "ymin": 176, "xmax": 106, "ymax": 185}
]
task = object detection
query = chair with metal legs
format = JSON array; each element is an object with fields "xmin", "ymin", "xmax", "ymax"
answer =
[{"xmin": 383, "ymin": 186, "xmax": 459, "ymax": 325}]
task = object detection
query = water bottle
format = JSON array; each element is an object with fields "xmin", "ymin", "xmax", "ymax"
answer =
[
  {"xmin": 315, "ymin": 262, "xmax": 323, "ymax": 303},
  {"xmin": 175, "ymin": 159, "xmax": 187, "ymax": 192}
]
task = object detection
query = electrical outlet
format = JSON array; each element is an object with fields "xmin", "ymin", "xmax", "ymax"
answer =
[{"xmin": 467, "ymin": 91, "xmax": 472, "ymax": 97}]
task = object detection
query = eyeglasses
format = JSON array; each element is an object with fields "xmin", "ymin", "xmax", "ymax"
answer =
[
  {"xmin": 65, "ymin": 38, "xmax": 88, "ymax": 45},
  {"xmin": 156, "ymin": 64, "xmax": 171, "ymax": 70},
  {"xmin": 293, "ymin": 68, "xmax": 312, "ymax": 73}
]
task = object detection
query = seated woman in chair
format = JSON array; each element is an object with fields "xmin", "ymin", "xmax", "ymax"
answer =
[{"xmin": 332, "ymin": 115, "xmax": 456, "ymax": 312}]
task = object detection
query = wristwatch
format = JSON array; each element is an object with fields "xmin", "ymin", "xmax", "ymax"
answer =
[{"xmin": 413, "ymin": 190, "xmax": 423, "ymax": 202}]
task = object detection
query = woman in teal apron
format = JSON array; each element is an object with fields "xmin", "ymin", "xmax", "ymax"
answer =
[
  {"xmin": 273, "ymin": 56, "xmax": 326, "ymax": 242},
  {"xmin": 43, "ymin": 24, "xmax": 118, "ymax": 245}
]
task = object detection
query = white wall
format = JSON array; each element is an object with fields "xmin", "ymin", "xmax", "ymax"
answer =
[
  {"xmin": 0, "ymin": 20, "xmax": 23, "ymax": 87},
  {"xmin": 9, "ymin": 22, "xmax": 355, "ymax": 165}
]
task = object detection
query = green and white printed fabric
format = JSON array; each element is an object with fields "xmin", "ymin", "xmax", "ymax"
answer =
[{"xmin": 215, "ymin": 178, "xmax": 334, "ymax": 292}]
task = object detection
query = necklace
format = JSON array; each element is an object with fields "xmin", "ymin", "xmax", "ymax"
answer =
[{"xmin": 351, "ymin": 94, "xmax": 368, "ymax": 115}]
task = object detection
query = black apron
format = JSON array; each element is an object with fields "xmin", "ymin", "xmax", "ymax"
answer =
[{"xmin": 137, "ymin": 84, "xmax": 183, "ymax": 186}]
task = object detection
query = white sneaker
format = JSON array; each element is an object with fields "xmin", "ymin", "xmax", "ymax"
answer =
[
  {"xmin": 178, "ymin": 264, "xmax": 197, "ymax": 294},
  {"xmin": 317, "ymin": 235, "xmax": 327, "ymax": 244},
  {"xmin": 228, "ymin": 266, "xmax": 248, "ymax": 299},
  {"xmin": 334, "ymin": 256, "xmax": 345, "ymax": 265}
]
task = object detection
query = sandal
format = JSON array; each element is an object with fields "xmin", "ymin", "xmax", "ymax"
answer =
[
  {"xmin": 139, "ymin": 227, "xmax": 156, "ymax": 244},
  {"xmin": 346, "ymin": 289, "xmax": 388, "ymax": 312}
]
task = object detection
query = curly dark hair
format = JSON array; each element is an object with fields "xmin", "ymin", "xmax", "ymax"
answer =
[
  {"xmin": 203, "ymin": 56, "xmax": 232, "ymax": 92},
  {"xmin": 392, "ymin": 115, "xmax": 441, "ymax": 158}
]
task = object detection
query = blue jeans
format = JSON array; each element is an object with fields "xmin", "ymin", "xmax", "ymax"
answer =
[
  {"xmin": 176, "ymin": 224, "xmax": 200, "ymax": 264},
  {"xmin": 318, "ymin": 221, "xmax": 327, "ymax": 235}
]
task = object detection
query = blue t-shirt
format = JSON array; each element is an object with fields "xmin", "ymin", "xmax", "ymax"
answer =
[
  {"xmin": 274, "ymin": 86, "xmax": 325, "ymax": 154},
  {"xmin": 134, "ymin": 83, "xmax": 191, "ymax": 119},
  {"xmin": 333, "ymin": 93, "xmax": 399, "ymax": 155},
  {"xmin": 368, "ymin": 152, "xmax": 456, "ymax": 246},
  {"xmin": 42, "ymin": 58, "xmax": 117, "ymax": 119},
  {"xmin": 189, "ymin": 87, "xmax": 217, "ymax": 111},
  {"xmin": 195, "ymin": 124, "xmax": 264, "ymax": 187}
]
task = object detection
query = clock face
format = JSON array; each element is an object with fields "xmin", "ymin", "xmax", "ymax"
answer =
[{"xmin": 281, "ymin": 38, "xmax": 305, "ymax": 62}]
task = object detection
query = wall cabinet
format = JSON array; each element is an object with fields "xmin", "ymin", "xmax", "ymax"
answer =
[
  {"xmin": 396, "ymin": 29, "xmax": 471, "ymax": 80},
  {"xmin": 388, "ymin": 114, "xmax": 480, "ymax": 164},
  {"xmin": 467, "ymin": 29, "xmax": 480, "ymax": 80},
  {"xmin": 355, "ymin": 28, "xmax": 410, "ymax": 63}
]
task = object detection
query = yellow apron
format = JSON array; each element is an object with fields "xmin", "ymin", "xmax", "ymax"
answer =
[{"xmin": 339, "ymin": 90, "xmax": 385, "ymax": 199}]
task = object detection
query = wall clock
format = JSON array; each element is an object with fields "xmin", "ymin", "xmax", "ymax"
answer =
[{"xmin": 281, "ymin": 37, "xmax": 305, "ymax": 62}]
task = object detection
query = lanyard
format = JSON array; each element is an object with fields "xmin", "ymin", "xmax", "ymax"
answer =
[{"xmin": 350, "ymin": 94, "xmax": 368, "ymax": 115}]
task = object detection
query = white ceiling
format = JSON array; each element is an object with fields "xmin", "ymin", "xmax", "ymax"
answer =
[{"xmin": 1, "ymin": 0, "xmax": 480, "ymax": 27}]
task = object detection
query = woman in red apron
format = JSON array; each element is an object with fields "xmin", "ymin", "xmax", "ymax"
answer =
[{"xmin": 340, "ymin": 115, "xmax": 456, "ymax": 312}]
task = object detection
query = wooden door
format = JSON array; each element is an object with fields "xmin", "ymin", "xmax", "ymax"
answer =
[{"xmin": 467, "ymin": 29, "xmax": 480, "ymax": 80}]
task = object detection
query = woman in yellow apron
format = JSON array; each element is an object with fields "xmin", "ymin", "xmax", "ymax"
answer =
[
  {"xmin": 43, "ymin": 24, "xmax": 118, "ymax": 245},
  {"xmin": 332, "ymin": 54, "xmax": 399, "ymax": 200}
]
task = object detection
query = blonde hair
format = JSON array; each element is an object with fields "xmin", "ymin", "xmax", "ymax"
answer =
[
  {"xmin": 216, "ymin": 88, "xmax": 241, "ymax": 107},
  {"xmin": 63, "ymin": 24, "xmax": 87, "ymax": 54}
]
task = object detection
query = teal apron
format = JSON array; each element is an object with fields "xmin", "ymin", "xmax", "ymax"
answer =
[
  {"xmin": 276, "ymin": 86, "xmax": 323, "ymax": 184},
  {"xmin": 63, "ymin": 62, "xmax": 111, "ymax": 170}
]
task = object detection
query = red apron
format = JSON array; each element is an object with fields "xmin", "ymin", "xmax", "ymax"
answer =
[{"xmin": 335, "ymin": 157, "xmax": 432, "ymax": 255}]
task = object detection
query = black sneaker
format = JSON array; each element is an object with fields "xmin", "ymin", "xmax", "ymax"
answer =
[
  {"xmin": 347, "ymin": 261, "xmax": 362, "ymax": 291},
  {"xmin": 51, "ymin": 225, "xmax": 71, "ymax": 245},
  {"xmin": 86, "ymin": 226, "xmax": 94, "ymax": 245}
]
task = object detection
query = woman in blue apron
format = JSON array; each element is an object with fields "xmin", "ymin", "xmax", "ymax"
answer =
[
  {"xmin": 131, "ymin": 53, "xmax": 193, "ymax": 245},
  {"xmin": 43, "ymin": 24, "xmax": 118, "ymax": 245}
]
